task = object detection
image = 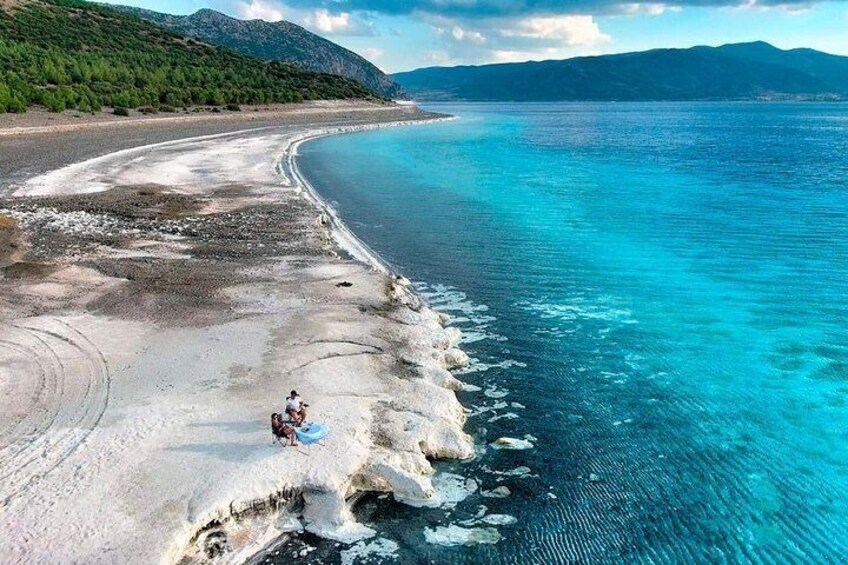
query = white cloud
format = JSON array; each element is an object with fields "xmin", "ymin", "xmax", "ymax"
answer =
[
  {"xmin": 451, "ymin": 25, "xmax": 486, "ymax": 44},
  {"xmin": 500, "ymin": 15, "xmax": 610, "ymax": 45},
  {"xmin": 309, "ymin": 9, "xmax": 350, "ymax": 33},
  {"xmin": 360, "ymin": 47, "xmax": 384, "ymax": 60},
  {"xmin": 490, "ymin": 48, "xmax": 560, "ymax": 63},
  {"xmin": 490, "ymin": 43, "xmax": 612, "ymax": 63},
  {"xmin": 304, "ymin": 8, "xmax": 376, "ymax": 35},
  {"xmin": 732, "ymin": 0, "xmax": 812, "ymax": 13},
  {"xmin": 359, "ymin": 47, "xmax": 386, "ymax": 71},
  {"xmin": 417, "ymin": 12, "xmax": 611, "ymax": 67},
  {"xmin": 424, "ymin": 50, "xmax": 456, "ymax": 65},
  {"xmin": 619, "ymin": 3, "xmax": 683, "ymax": 15},
  {"xmin": 238, "ymin": 0, "xmax": 285, "ymax": 22}
]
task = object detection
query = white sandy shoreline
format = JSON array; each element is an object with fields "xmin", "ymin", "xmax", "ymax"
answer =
[
  {"xmin": 283, "ymin": 116, "xmax": 458, "ymax": 274},
  {"xmin": 0, "ymin": 105, "xmax": 474, "ymax": 564}
]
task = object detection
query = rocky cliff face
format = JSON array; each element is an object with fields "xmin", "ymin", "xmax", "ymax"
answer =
[{"xmin": 122, "ymin": 7, "xmax": 406, "ymax": 100}]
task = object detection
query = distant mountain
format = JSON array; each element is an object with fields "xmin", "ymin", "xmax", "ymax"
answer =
[
  {"xmin": 119, "ymin": 6, "xmax": 405, "ymax": 100},
  {"xmin": 393, "ymin": 42, "xmax": 848, "ymax": 101}
]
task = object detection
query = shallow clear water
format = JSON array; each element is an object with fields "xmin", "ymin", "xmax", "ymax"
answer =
[{"xmin": 280, "ymin": 102, "xmax": 848, "ymax": 564}]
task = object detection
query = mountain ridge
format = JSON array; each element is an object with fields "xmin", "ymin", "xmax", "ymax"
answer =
[
  {"xmin": 118, "ymin": 5, "xmax": 405, "ymax": 99},
  {"xmin": 392, "ymin": 42, "xmax": 848, "ymax": 101}
]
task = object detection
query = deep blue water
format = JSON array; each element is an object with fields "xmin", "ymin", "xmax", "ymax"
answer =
[{"xmin": 285, "ymin": 103, "xmax": 848, "ymax": 564}]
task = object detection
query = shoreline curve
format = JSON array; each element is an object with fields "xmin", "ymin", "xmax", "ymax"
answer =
[{"xmin": 283, "ymin": 116, "xmax": 457, "ymax": 275}]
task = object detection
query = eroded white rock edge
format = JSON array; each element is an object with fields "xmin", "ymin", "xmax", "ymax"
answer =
[{"xmin": 159, "ymin": 116, "xmax": 475, "ymax": 563}]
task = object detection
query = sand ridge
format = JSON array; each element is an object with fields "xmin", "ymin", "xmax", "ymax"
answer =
[{"xmin": 0, "ymin": 106, "xmax": 473, "ymax": 563}]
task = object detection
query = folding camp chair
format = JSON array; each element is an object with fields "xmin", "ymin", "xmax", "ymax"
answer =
[{"xmin": 270, "ymin": 413, "xmax": 297, "ymax": 447}]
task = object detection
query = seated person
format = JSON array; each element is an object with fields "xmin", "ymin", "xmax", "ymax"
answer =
[
  {"xmin": 285, "ymin": 390, "xmax": 308, "ymax": 426},
  {"xmin": 271, "ymin": 412, "xmax": 298, "ymax": 446}
]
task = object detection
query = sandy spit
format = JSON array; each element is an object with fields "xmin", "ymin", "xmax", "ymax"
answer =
[{"xmin": 0, "ymin": 102, "xmax": 472, "ymax": 564}]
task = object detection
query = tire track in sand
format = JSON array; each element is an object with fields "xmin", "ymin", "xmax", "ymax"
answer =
[{"xmin": 0, "ymin": 318, "xmax": 111, "ymax": 504}]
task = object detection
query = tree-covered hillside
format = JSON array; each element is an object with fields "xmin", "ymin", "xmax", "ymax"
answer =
[
  {"xmin": 0, "ymin": 0, "xmax": 376, "ymax": 114},
  {"xmin": 119, "ymin": 7, "xmax": 406, "ymax": 100}
]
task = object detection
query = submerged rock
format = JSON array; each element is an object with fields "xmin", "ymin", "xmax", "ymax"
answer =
[
  {"xmin": 481, "ymin": 486, "xmax": 511, "ymax": 498},
  {"xmin": 395, "ymin": 472, "xmax": 477, "ymax": 509},
  {"xmin": 483, "ymin": 385, "xmax": 509, "ymax": 399},
  {"xmin": 423, "ymin": 525, "xmax": 502, "ymax": 546},
  {"xmin": 480, "ymin": 514, "xmax": 518, "ymax": 526},
  {"xmin": 339, "ymin": 538, "xmax": 399, "ymax": 565},
  {"xmin": 490, "ymin": 437, "xmax": 534, "ymax": 450},
  {"xmin": 501, "ymin": 466, "xmax": 533, "ymax": 477}
]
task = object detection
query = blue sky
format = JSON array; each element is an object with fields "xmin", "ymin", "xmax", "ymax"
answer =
[{"xmin": 104, "ymin": 0, "xmax": 848, "ymax": 72}]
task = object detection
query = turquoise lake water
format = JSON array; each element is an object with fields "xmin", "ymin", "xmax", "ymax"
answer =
[{"xmin": 285, "ymin": 103, "xmax": 848, "ymax": 563}]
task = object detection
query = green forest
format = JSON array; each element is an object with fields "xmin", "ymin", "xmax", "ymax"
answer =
[{"xmin": 0, "ymin": 0, "xmax": 375, "ymax": 114}]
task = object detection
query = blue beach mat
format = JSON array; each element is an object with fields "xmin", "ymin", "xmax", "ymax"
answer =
[{"xmin": 295, "ymin": 422, "xmax": 329, "ymax": 445}]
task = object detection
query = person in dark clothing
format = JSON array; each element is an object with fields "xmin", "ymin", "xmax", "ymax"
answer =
[{"xmin": 271, "ymin": 412, "xmax": 298, "ymax": 446}]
